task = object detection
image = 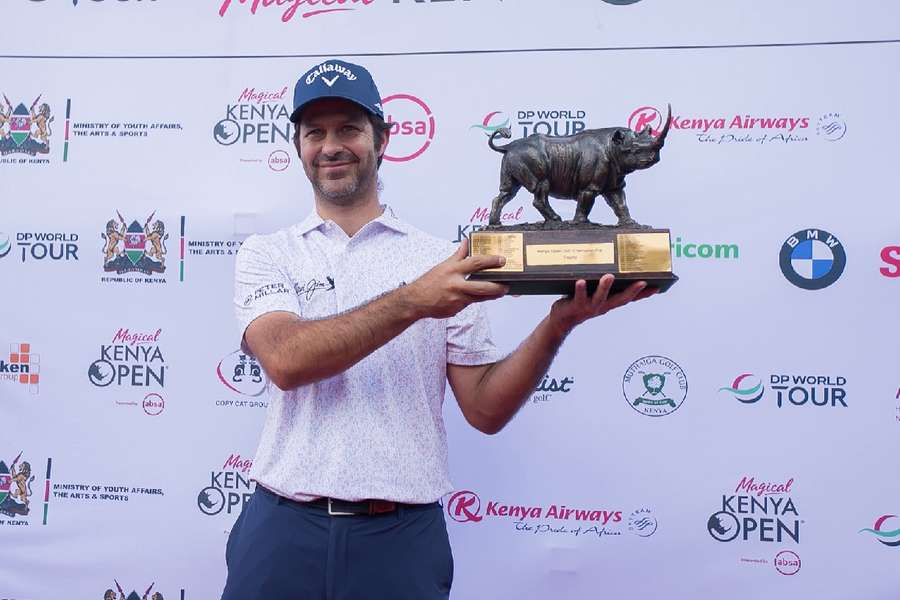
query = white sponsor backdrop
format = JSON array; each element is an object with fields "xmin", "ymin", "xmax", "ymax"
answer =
[{"xmin": 1, "ymin": 2, "xmax": 899, "ymax": 599}]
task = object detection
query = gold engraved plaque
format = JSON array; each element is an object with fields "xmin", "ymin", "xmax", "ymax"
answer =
[
  {"xmin": 526, "ymin": 243, "xmax": 615, "ymax": 266},
  {"xmin": 617, "ymin": 232, "xmax": 672, "ymax": 273},
  {"xmin": 470, "ymin": 232, "xmax": 524, "ymax": 272}
]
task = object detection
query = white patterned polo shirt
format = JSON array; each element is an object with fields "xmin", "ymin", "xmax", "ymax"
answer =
[{"xmin": 233, "ymin": 206, "xmax": 503, "ymax": 503}]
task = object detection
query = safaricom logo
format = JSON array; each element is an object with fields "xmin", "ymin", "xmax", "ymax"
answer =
[{"xmin": 672, "ymin": 237, "xmax": 739, "ymax": 260}]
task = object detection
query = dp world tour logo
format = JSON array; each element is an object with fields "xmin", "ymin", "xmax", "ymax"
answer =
[
  {"xmin": 859, "ymin": 515, "xmax": 900, "ymax": 547},
  {"xmin": 471, "ymin": 111, "xmax": 511, "ymax": 137},
  {"xmin": 102, "ymin": 212, "xmax": 168, "ymax": 275},
  {"xmin": 446, "ymin": 490, "xmax": 483, "ymax": 523},
  {"xmin": 720, "ymin": 373, "xmax": 765, "ymax": 403},
  {"xmin": 0, "ymin": 94, "xmax": 53, "ymax": 156},
  {"xmin": 779, "ymin": 228, "xmax": 846, "ymax": 290},
  {"xmin": 0, "ymin": 232, "xmax": 10, "ymax": 258}
]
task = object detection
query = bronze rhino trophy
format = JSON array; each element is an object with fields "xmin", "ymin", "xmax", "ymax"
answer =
[{"xmin": 487, "ymin": 105, "xmax": 671, "ymax": 228}]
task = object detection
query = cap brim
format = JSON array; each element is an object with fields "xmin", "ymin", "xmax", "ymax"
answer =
[{"xmin": 290, "ymin": 93, "xmax": 381, "ymax": 123}]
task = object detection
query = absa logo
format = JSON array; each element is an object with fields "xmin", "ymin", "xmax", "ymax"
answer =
[{"xmin": 382, "ymin": 94, "xmax": 435, "ymax": 162}]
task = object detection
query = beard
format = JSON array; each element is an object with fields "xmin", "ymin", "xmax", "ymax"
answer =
[{"xmin": 307, "ymin": 150, "xmax": 376, "ymax": 206}]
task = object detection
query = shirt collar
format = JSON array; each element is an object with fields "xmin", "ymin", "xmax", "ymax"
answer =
[{"xmin": 295, "ymin": 204, "xmax": 410, "ymax": 237}]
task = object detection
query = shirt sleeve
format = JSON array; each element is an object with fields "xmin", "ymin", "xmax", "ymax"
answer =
[
  {"xmin": 233, "ymin": 235, "xmax": 301, "ymax": 351},
  {"xmin": 446, "ymin": 302, "xmax": 504, "ymax": 366}
]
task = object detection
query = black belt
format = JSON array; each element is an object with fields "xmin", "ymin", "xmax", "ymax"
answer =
[
  {"xmin": 309, "ymin": 497, "xmax": 399, "ymax": 516},
  {"xmin": 257, "ymin": 485, "xmax": 435, "ymax": 516}
]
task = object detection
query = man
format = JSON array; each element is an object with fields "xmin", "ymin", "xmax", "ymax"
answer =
[{"xmin": 222, "ymin": 59, "xmax": 655, "ymax": 600}]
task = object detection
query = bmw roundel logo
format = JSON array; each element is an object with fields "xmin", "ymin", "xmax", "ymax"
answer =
[{"xmin": 779, "ymin": 228, "xmax": 846, "ymax": 290}]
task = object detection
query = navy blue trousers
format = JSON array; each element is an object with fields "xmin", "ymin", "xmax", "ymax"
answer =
[{"xmin": 221, "ymin": 486, "xmax": 453, "ymax": 599}]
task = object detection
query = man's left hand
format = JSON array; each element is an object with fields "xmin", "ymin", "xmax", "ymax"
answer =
[{"xmin": 549, "ymin": 275, "xmax": 658, "ymax": 334}]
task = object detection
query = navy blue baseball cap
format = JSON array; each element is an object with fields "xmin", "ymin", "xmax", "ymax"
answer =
[{"xmin": 289, "ymin": 59, "xmax": 384, "ymax": 123}]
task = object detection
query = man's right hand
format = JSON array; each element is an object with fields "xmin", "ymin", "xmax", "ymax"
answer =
[{"xmin": 402, "ymin": 239, "xmax": 509, "ymax": 319}]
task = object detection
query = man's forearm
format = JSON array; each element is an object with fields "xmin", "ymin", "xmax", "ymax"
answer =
[
  {"xmin": 258, "ymin": 287, "xmax": 420, "ymax": 390},
  {"xmin": 473, "ymin": 315, "xmax": 571, "ymax": 432}
]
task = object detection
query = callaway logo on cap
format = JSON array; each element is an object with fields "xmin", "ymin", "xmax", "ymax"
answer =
[{"xmin": 290, "ymin": 59, "xmax": 384, "ymax": 123}]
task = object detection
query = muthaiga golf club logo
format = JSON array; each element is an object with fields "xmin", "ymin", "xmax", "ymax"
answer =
[{"xmin": 623, "ymin": 355, "xmax": 687, "ymax": 417}]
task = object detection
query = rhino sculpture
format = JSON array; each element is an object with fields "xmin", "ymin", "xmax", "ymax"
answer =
[{"xmin": 487, "ymin": 106, "xmax": 671, "ymax": 227}]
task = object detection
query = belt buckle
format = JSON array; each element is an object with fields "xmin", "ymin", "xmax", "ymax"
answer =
[{"xmin": 327, "ymin": 498, "xmax": 357, "ymax": 516}]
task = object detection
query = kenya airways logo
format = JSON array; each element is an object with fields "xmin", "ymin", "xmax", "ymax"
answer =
[
  {"xmin": 628, "ymin": 106, "xmax": 665, "ymax": 137},
  {"xmin": 446, "ymin": 490, "xmax": 623, "ymax": 527},
  {"xmin": 628, "ymin": 105, "xmax": 844, "ymax": 145},
  {"xmin": 447, "ymin": 490, "xmax": 483, "ymax": 523}
]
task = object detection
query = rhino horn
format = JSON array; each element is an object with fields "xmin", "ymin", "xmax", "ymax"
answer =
[{"xmin": 652, "ymin": 104, "xmax": 672, "ymax": 148}]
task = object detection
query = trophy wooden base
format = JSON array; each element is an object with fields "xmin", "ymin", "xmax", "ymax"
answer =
[{"xmin": 467, "ymin": 227, "xmax": 679, "ymax": 296}]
